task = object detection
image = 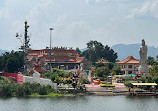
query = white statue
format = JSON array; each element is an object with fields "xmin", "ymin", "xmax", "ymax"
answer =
[
  {"xmin": 139, "ymin": 39, "xmax": 147, "ymax": 65},
  {"xmin": 138, "ymin": 39, "xmax": 149, "ymax": 75}
]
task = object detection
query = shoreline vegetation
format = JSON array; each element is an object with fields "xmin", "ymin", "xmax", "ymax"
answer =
[
  {"xmin": 0, "ymin": 77, "xmax": 63, "ymax": 98},
  {"xmin": 0, "ymin": 76, "xmax": 129, "ymax": 98},
  {"xmin": 29, "ymin": 93, "xmax": 74, "ymax": 98}
]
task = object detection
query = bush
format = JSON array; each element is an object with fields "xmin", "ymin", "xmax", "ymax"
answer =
[
  {"xmin": 15, "ymin": 84, "xmax": 25, "ymax": 96},
  {"xmin": 39, "ymin": 85, "xmax": 48, "ymax": 95},
  {"xmin": 45, "ymin": 85, "xmax": 55, "ymax": 93},
  {"xmin": 0, "ymin": 79, "xmax": 55, "ymax": 97},
  {"xmin": 124, "ymin": 81, "xmax": 133, "ymax": 88},
  {"xmin": 0, "ymin": 79, "xmax": 14, "ymax": 97},
  {"xmin": 44, "ymin": 68, "xmax": 70, "ymax": 81},
  {"xmin": 29, "ymin": 83, "xmax": 40, "ymax": 93},
  {"xmin": 100, "ymin": 83, "xmax": 115, "ymax": 87},
  {"xmin": 54, "ymin": 76, "xmax": 63, "ymax": 85},
  {"xmin": 79, "ymin": 78, "xmax": 90, "ymax": 84}
]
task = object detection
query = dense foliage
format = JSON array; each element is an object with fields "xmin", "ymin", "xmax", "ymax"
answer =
[
  {"xmin": 0, "ymin": 78, "xmax": 55, "ymax": 97},
  {"xmin": 0, "ymin": 51, "xmax": 24, "ymax": 73},
  {"xmin": 82, "ymin": 40, "xmax": 117, "ymax": 64},
  {"xmin": 44, "ymin": 68, "xmax": 69, "ymax": 80},
  {"xmin": 44, "ymin": 68, "xmax": 73, "ymax": 85},
  {"xmin": 79, "ymin": 77, "xmax": 90, "ymax": 84},
  {"xmin": 147, "ymin": 56, "xmax": 156, "ymax": 65},
  {"xmin": 92, "ymin": 62, "xmax": 122, "ymax": 80},
  {"xmin": 140, "ymin": 64, "xmax": 158, "ymax": 84}
]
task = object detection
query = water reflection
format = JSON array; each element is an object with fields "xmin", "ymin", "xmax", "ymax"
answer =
[{"xmin": 0, "ymin": 96, "xmax": 158, "ymax": 111}]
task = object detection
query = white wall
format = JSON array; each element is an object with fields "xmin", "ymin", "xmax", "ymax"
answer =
[{"xmin": 23, "ymin": 72, "xmax": 57, "ymax": 90}]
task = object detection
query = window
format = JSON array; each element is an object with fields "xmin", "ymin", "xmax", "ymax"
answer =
[
  {"xmin": 128, "ymin": 71, "xmax": 132, "ymax": 74},
  {"xmin": 70, "ymin": 54, "xmax": 75, "ymax": 57},
  {"xmin": 128, "ymin": 65, "xmax": 132, "ymax": 68}
]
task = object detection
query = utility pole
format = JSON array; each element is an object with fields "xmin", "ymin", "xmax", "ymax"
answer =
[
  {"xmin": 49, "ymin": 28, "xmax": 54, "ymax": 77},
  {"xmin": 24, "ymin": 21, "xmax": 29, "ymax": 74}
]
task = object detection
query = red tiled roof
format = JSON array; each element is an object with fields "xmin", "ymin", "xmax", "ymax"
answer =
[
  {"xmin": 76, "ymin": 57, "xmax": 85, "ymax": 63},
  {"xmin": 28, "ymin": 49, "xmax": 86, "ymax": 63},
  {"xmin": 116, "ymin": 56, "xmax": 139, "ymax": 64}
]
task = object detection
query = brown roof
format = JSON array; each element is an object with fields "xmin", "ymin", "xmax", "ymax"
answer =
[
  {"xmin": 116, "ymin": 56, "xmax": 139, "ymax": 64},
  {"xmin": 76, "ymin": 57, "xmax": 85, "ymax": 63},
  {"xmin": 96, "ymin": 58, "xmax": 108, "ymax": 64}
]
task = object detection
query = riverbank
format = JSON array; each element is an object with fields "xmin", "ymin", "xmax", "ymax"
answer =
[
  {"xmin": 89, "ymin": 92, "xmax": 129, "ymax": 96},
  {"xmin": 29, "ymin": 93, "xmax": 74, "ymax": 98},
  {"xmin": 84, "ymin": 83, "xmax": 129, "ymax": 96}
]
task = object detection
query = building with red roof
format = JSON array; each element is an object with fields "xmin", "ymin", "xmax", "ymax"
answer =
[
  {"xmin": 95, "ymin": 58, "xmax": 109, "ymax": 64},
  {"xmin": 116, "ymin": 56, "xmax": 139, "ymax": 75},
  {"xmin": 27, "ymin": 47, "xmax": 87, "ymax": 71}
]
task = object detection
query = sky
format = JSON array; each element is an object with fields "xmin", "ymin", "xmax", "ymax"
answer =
[{"xmin": 1, "ymin": 0, "xmax": 158, "ymax": 50}]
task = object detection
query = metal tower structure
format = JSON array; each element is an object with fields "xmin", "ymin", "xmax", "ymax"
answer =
[{"xmin": 24, "ymin": 21, "xmax": 30, "ymax": 74}]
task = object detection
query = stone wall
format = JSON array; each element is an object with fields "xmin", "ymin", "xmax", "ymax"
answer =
[{"xmin": 23, "ymin": 72, "xmax": 57, "ymax": 90}]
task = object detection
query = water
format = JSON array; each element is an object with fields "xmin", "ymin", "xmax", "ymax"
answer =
[{"xmin": 0, "ymin": 96, "xmax": 158, "ymax": 111}]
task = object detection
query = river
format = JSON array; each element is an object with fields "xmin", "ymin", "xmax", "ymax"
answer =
[{"xmin": 0, "ymin": 96, "xmax": 158, "ymax": 111}]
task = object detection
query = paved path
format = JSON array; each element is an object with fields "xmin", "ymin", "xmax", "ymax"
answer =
[
  {"xmin": 85, "ymin": 83, "xmax": 126, "ymax": 88},
  {"xmin": 85, "ymin": 83, "xmax": 128, "ymax": 92},
  {"xmin": 114, "ymin": 83, "xmax": 126, "ymax": 88},
  {"xmin": 85, "ymin": 84, "xmax": 100, "ymax": 88}
]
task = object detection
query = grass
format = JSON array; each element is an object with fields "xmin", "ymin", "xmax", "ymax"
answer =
[{"xmin": 29, "ymin": 93, "xmax": 74, "ymax": 98}]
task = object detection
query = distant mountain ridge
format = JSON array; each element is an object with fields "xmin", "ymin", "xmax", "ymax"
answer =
[{"xmin": 112, "ymin": 44, "xmax": 158, "ymax": 61}]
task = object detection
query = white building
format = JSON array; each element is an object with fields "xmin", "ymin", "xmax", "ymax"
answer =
[{"xmin": 116, "ymin": 56, "xmax": 139, "ymax": 75}]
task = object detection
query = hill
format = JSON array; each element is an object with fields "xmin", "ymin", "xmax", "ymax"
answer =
[{"xmin": 112, "ymin": 44, "xmax": 158, "ymax": 61}]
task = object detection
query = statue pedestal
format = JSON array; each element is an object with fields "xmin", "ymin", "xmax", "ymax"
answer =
[{"xmin": 138, "ymin": 65, "xmax": 149, "ymax": 75}]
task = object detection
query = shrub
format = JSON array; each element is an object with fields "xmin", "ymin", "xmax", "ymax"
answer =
[
  {"xmin": 0, "ymin": 79, "xmax": 55, "ymax": 97},
  {"xmin": 100, "ymin": 83, "xmax": 115, "ymax": 87},
  {"xmin": 15, "ymin": 84, "xmax": 25, "ymax": 96},
  {"xmin": 39, "ymin": 85, "xmax": 48, "ymax": 95},
  {"xmin": 0, "ymin": 84, "xmax": 13, "ymax": 97},
  {"xmin": 124, "ymin": 81, "xmax": 133, "ymax": 88},
  {"xmin": 79, "ymin": 78, "xmax": 90, "ymax": 84},
  {"xmin": 45, "ymin": 85, "xmax": 55, "ymax": 93}
]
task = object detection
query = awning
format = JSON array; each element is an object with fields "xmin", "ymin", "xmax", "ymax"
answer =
[
  {"xmin": 132, "ymin": 83, "xmax": 157, "ymax": 86},
  {"xmin": 121, "ymin": 74, "xmax": 135, "ymax": 77},
  {"xmin": 114, "ymin": 75, "xmax": 121, "ymax": 77}
]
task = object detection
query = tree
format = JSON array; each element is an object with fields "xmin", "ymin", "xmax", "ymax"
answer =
[
  {"xmin": 107, "ymin": 62, "xmax": 114, "ymax": 70},
  {"xmin": 64, "ymin": 78, "xmax": 73, "ymax": 88},
  {"xmin": 111, "ymin": 65, "xmax": 122, "ymax": 75},
  {"xmin": 0, "ymin": 51, "xmax": 24, "ymax": 73},
  {"xmin": 44, "ymin": 68, "xmax": 69, "ymax": 81},
  {"xmin": 95, "ymin": 63, "xmax": 105, "ymax": 68},
  {"xmin": 156, "ymin": 55, "xmax": 158, "ymax": 61},
  {"xmin": 54, "ymin": 76, "xmax": 63, "ymax": 85},
  {"xmin": 96, "ymin": 66, "xmax": 109, "ymax": 78},
  {"xmin": 148, "ymin": 56, "xmax": 155, "ymax": 65},
  {"xmin": 82, "ymin": 40, "xmax": 117, "ymax": 64},
  {"xmin": 6, "ymin": 57, "xmax": 19, "ymax": 73},
  {"xmin": 79, "ymin": 77, "xmax": 90, "ymax": 84},
  {"xmin": 76, "ymin": 47, "xmax": 81, "ymax": 56}
]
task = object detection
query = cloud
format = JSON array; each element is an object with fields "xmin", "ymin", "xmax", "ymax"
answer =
[
  {"xmin": 150, "ymin": 0, "xmax": 158, "ymax": 18},
  {"xmin": 1, "ymin": 0, "xmax": 158, "ymax": 51},
  {"xmin": 127, "ymin": 1, "xmax": 151, "ymax": 19},
  {"xmin": 86, "ymin": 0, "xmax": 110, "ymax": 5},
  {"xmin": 127, "ymin": 0, "xmax": 158, "ymax": 19}
]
